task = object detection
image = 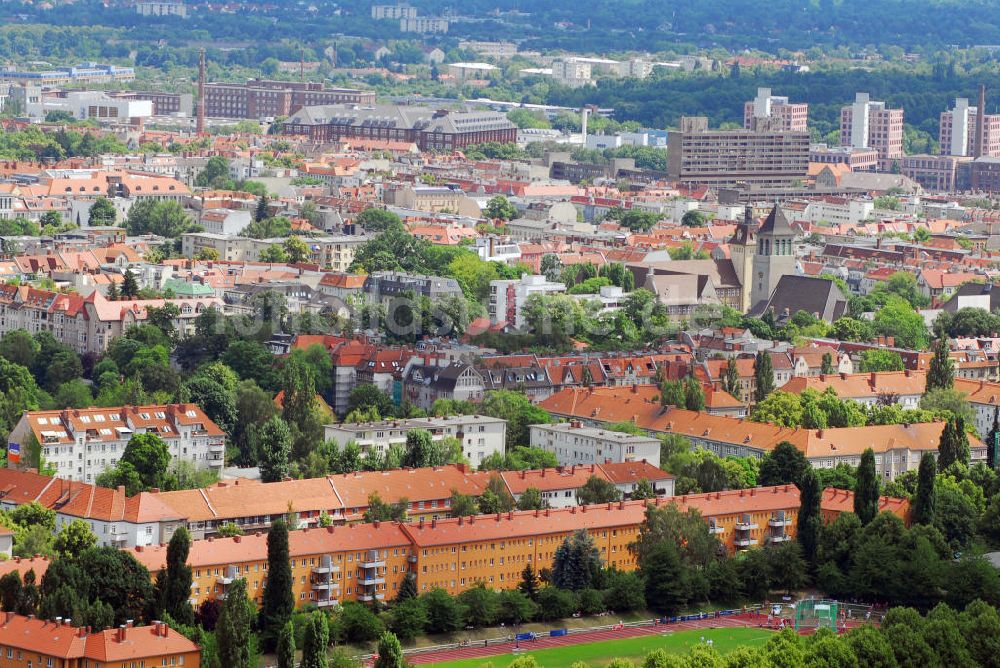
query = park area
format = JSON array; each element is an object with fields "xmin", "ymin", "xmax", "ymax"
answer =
[{"xmin": 416, "ymin": 625, "xmax": 774, "ymax": 668}]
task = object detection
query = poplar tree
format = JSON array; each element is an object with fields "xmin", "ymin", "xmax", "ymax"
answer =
[
  {"xmin": 796, "ymin": 468, "xmax": 821, "ymax": 569},
  {"xmin": 277, "ymin": 620, "xmax": 296, "ymax": 668},
  {"xmin": 259, "ymin": 521, "xmax": 294, "ymax": 650},
  {"xmin": 926, "ymin": 335, "xmax": 954, "ymax": 392},
  {"xmin": 854, "ymin": 448, "xmax": 880, "ymax": 525},
  {"xmin": 301, "ymin": 611, "xmax": 329, "ymax": 668},
  {"xmin": 754, "ymin": 351, "xmax": 775, "ymax": 402},
  {"xmin": 912, "ymin": 452, "xmax": 936, "ymax": 526},
  {"xmin": 162, "ymin": 527, "xmax": 194, "ymax": 625},
  {"xmin": 217, "ymin": 579, "xmax": 256, "ymax": 668}
]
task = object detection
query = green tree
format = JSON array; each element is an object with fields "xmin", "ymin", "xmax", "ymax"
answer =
[
  {"xmin": 422, "ymin": 588, "xmax": 464, "ymax": 634},
  {"xmin": 458, "ymin": 584, "xmax": 499, "ymax": 627},
  {"xmin": 754, "ymin": 351, "xmax": 775, "ymax": 401},
  {"xmin": 88, "ymin": 197, "xmax": 117, "ymax": 226},
  {"xmin": 516, "ymin": 487, "xmax": 547, "ymax": 510},
  {"xmin": 355, "ymin": 208, "xmax": 402, "ymax": 233},
  {"xmin": 255, "ymin": 194, "xmax": 269, "ymax": 223},
  {"xmin": 301, "ymin": 610, "xmax": 329, "ymax": 668},
  {"xmin": 844, "ymin": 625, "xmax": 898, "ymax": 668},
  {"xmin": 479, "ymin": 390, "xmax": 550, "ymax": 449},
  {"xmin": 797, "ymin": 468, "xmax": 822, "ymax": 569},
  {"xmin": 551, "ymin": 529, "xmax": 601, "ymax": 591},
  {"xmin": 854, "ymin": 448, "xmax": 880, "ymax": 525},
  {"xmin": 258, "ymin": 416, "xmax": 292, "ymax": 483},
  {"xmin": 215, "ymin": 578, "xmax": 257, "ymax": 668},
  {"xmin": 926, "ymin": 335, "xmax": 954, "ymax": 392},
  {"xmin": 641, "ymin": 541, "xmax": 688, "ymax": 615},
  {"xmin": 872, "ymin": 298, "xmax": 928, "ymax": 350},
  {"xmin": 449, "ymin": 490, "xmax": 480, "ymax": 516},
  {"xmin": 124, "ymin": 199, "xmax": 196, "ymax": 238},
  {"xmin": 484, "ymin": 195, "xmax": 517, "ymax": 221},
  {"xmin": 161, "ymin": 526, "xmax": 194, "ymax": 625},
  {"xmin": 518, "ymin": 563, "xmax": 540, "ymax": 600},
  {"xmin": 681, "ymin": 210, "xmax": 707, "ymax": 227},
  {"xmin": 120, "ymin": 269, "xmax": 140, "ymax": 299},
  {"xmin": 52, "ymin": 519, "xmax": 97, "ymax": 560},
  {"xmin": 283, "ymin": 236, "xmax": 310, "ymax": 264},
  {"xmin": 820, "ymin": 352, "xmax": 834, "ymax": 375},
  {"xmin": 858, "ymin": 349, "xmax": 906, "ymax": 372},
  {"xmin": 576, "ymin": 475, "xmax": 622, "ymax": 504},
  {"xmin": 631, "ymin": 478, "xmax": 656, "ymax": 500},
  {"xmin": 758, "ymin": 441, "xmax": 808, "ymax": 486},
  {"xmin": 938, "ymin": 417, "xmax": 970, "ymax": 469},
  {"xmin": 912, "ymin": 453, "xmax": 936, "ymax": 526},
  {"xmin": 721, "ymin": 357, "xmax": 741, "ymax": 398},
  {"xmin": 196, "ymin": 156, "xmax": 232, "ymax": 188},
  {"xmin": 683, "ymin": 376, "xmax": 705, "ymax": 411},
  {"xmin": 259, "ymin": 521, "xmax": 294, "ymax": 650},
  {"xmin": 277, "ymin": 620, "xmax": 296, "ymax": 668},
  {"xmin": 374, "ymin": 631, "xmax": 405, "ymax": 668}
]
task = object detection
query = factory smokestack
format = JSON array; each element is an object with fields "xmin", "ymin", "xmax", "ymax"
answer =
[
  {"xmin": 976, "ymin": 84, "xmax": 986, "ymax": 158},
  {"xmin": 196, "ymin": 48, "xmax": 206, "ymax": 136}
]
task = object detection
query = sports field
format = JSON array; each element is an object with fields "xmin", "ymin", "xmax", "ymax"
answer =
[{"xmin": 422, "ymin": 627, "xmax": 773, "ymax": 668}]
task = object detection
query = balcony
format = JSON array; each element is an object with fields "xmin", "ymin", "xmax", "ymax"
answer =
[
  {"xmin": 358, "ymin": 593, "xmax": 385, "ymax": 602},
  {"xmin": 361, "ymin": 551, "xmax": 385, "ymax": 568},
  {"xmin": 735, "ymin": 522, "xmax": 758, "ymax": 531},
  {"xmin": 708, "ymin": 525, "xmax": 724, "ymax": 535},
  {"xmin": 768, "ymin": 517, "xmax": 792, "ymax": 527},
  {"xmin": 312, "ymin": 581, "xmax": 341, "ymax": 591},
  {"xmin": 312, "ymin": 564, "xmax": 341, "ymax": 575},
  {"xmin": 360, "ymin": 576, "xmax": 385, "ymax": 586},
  {"xmin": 217, "ymin": 575, "xmax": 235, "ymax": 586},
  {"xmin": 408, "ymin": 555, "xmax": 418, "ymax": 564},
  {"xmin": 316, "ymin": 597, "xmax": 339, "ymax": 608},
  {"xmin": 770, "ymin": 534, "xmax": 790, "ymax": 543},
  {"xmin": 209, "ymin": 442, "xmax": 226, "ymax": 453},
  {"xmin": 734, "ymin": 538, "xmax": 758, "ymax": 548}
]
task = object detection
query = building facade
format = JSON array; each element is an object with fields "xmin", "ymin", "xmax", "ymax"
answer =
[
  {"xmin": 7, "ymin": 404, "xmax": 225, "ymax": 483},
  {"xmin": 530, "ymin": 422, "xmax": 662, "ymax": 468},
  {"xmin": 666, "ymin": 117, "xmax": 810, "ymax": 189},
  {"xmin": 840, "ymin": 92, "xmax": 904, "ymax": 163},
  {"xmin": 743, "ymin": 87, "xmax": 808, "ymax": 132},
  {"xmin": 939, "ymin": 97, "xmax": 1000, "ymax": 157},
  {"xmin": 324, "ymin": 415, "xmax": 507, "ymax": 469},
  {"xmin": 283, "ymin": 105, "xmax": 517, "ymax": 151},
  {"xmin": 488, "ymin": 274, "xmax": 566, "ymax": 328},
  {"xmin": 203, "ymin": 79, "xmax": 376, "ymax": 120}
]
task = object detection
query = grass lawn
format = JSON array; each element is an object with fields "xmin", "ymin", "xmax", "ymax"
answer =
[{"xmin": 423, "ymin": 628, "xmax": 774, "ymax": 668}]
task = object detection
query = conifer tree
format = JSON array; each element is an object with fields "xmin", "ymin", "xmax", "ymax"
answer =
[
  {"xmin": 259, "ymin": 521, "xmax": 294, "ymax": 650},
  {"xmin": 217, "ymin": 579, "xmax": 256, "ymax": 668},
  {"xmin": 926, "ymin": 335, "xmax": 954, "ymax": 392},
  {"xmin": 754, "ymin": 351, "xmax": 775, "ymax": 402},
  {"xmin": 912, "ymin": 452, "xmax": 936, "ymax": 526},
  {"xmin": 796, "ymin": 468, "xmax": 821, "ymax": 569},
  {"xmin": 277, "ymin": 620, "xmax": 296, "ymax": 668},
  {"xmin": 854, "ymin": 448, "xmax": 880, "ymax": 525},
  {"xmin": 162, "ymin": 527, "xmax": 194, "ymax": 625}
]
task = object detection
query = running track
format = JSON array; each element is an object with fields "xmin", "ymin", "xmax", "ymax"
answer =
[{"xmin": 406, "ymin": 614, "xmax": 854, "ymax": 666}]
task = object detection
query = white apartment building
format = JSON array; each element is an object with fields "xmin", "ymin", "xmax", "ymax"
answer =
[
  {"xmin": 458, "ymin": 41, "xmax": 518, "ymax": 59},
  {"xmin": 7, "ymin": 404, "xmax": 226, "ymax": 483},
  {"xmin": 372, "ymin": 3, "xmax": 417, "ymax": 19},
  {"xmin": 488, "ymin": 274, "xmax": 566, "ymax": 328},
  {"xmin": 323, "ymin": 415, "xmax": 506, "ymax": 469},
  {"xmin": 801, "ymin": 197, "xmax": 874, "ymax": 226},
  {"xmin": 399, "ymin": 16, "xmax": 449, "ymax": 33},
  {"xmin": 530, "ymin": 421, "xmax": 662, "ymax": 468}
]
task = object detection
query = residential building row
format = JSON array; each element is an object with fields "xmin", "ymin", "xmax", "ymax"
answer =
[
  {"xmin": 539, "ymin": 385, "xmax": 986, "ymax": 479},
  {"xmin": 127, "ymin": 485, "xmax": 909, "ymax": 609},
  {"xmin": 7, "ymin": 403, "xmax": 226, "ymax": 483},
  {"xmin": 0, "ymin": 461, "xmax": 674, "ymax": 546}
]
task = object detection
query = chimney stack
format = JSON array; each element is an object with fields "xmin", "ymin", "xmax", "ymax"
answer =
[
  {"xmin": 197, "ymin": 48, "xmax": 207, "ymax": 136},
  {"xmin": 977, "ymin": 84, "xmax": 987, "ymax": 158}
]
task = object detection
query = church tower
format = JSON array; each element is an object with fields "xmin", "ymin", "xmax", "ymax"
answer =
[
  {"xmin": 750, "ymin": 204, "xmax": 796, "ymax": 310},
  {"xmin": 729, "ymin": 206, "xmax": 757, "ymax": 312}
]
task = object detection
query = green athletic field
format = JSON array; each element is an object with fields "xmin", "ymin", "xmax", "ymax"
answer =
[{"xmin": 423, "ymin": 628, "xmax": 774, "ymax": 668}]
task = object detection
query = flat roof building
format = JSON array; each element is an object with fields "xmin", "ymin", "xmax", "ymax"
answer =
[
  {"xmin": 530, "ymin": 421, "xmax": 663, "ymax": 468},
  {"xmin": 667, "ymin": 116, "xmax": 809, "ymax": 189}
]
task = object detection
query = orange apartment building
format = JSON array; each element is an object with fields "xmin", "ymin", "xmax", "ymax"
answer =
[
  {"xmin": 132, "ymin": 521, "xmax": 413, "ymax": 609},
  {"xmin": 129, "ymin": 486, "xmax": 803, "ymax": 608},
  {"xmin": 0, "ymin": 614, "xmax": 199, "ymax": 668}
]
